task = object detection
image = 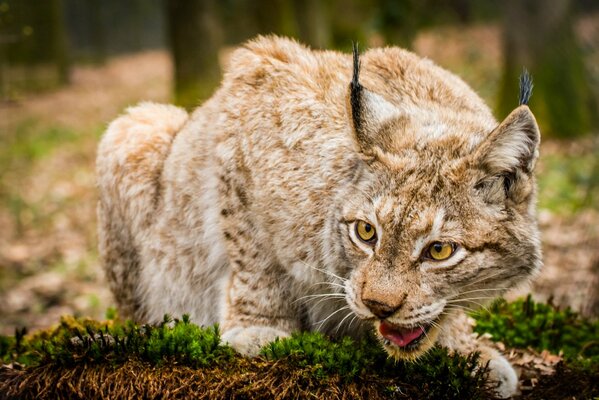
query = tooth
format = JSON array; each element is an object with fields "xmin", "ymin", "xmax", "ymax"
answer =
[{"xmin": 383, "ymin": 339, "xmax": 391, "ymax": 346}]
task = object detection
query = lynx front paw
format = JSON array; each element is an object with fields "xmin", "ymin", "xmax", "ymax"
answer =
[
  {"xmin": 221, "ymin": 326, "xmax": 290, "ymax": 356},
  {"xmin": 486, "ymin": 355, "xmax": 518, "ymax": 398}
]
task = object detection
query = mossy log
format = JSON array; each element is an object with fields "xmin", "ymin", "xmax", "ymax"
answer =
[
  {"xmin": 1, "ymin": 351, "xmax": 598, "ymax": 399},
  {"xmin": 0, "ymin": 358, "xmax": 403, "ymax": 400},
  {"xmin": 1, "ymin": 297, "xmax": 599, "ymax": 399}
]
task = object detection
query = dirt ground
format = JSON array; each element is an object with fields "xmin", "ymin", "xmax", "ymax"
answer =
[
  {"xmin": 0, "ymin": 51, "xmax": 172, "ymax": 334},
  {"xmin": 0, "ymin": 24, "xmax": 598, "ymax": 336}
]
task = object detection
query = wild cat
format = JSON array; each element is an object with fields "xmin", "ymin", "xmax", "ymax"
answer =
[{"xmin": 97, "ymin": 36, "xmax": 541, "ymax": 397}]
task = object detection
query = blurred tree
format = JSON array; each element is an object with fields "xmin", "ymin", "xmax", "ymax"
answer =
[
  {"xmin": 292, "ymin": 0, "xmax": 330, "ymax": 48},
  {"xmin": 375, "ymin": 0, "xmax": 423, "ymax": 48},
  {"xmin": 88, "ymin": 0, "xmax": 107, "ymax": 63},
  {"xmin": 219, "ymin": 0, "xmax": 296, "ymax": 45},
  {"xmin": 498, "ymin": 0, "xmax": 597, "ymax": 137},
  {"xmin": 166, "ymin": 0, "xmax": 223, "ymax": 108},
  {"xmin": 0, "ymin": 0, "xmax": 71, "ymax": 92},
  {"xmin": 328, "ymin": 0, "xmax": 372, "ymax": 50},
  {"xmin": 50, "ymin": 0, "xmax": 69, "ymax": 84},
  {"xmin": 372, "ymin": 0, "xmax": 487, "ymax": 49},
  {"xmin": 64, "ymin": 0, "xmax": 164, "ymax": 62},
  {"xmin": 249, "ymin": 0, "xmax": 291, "ymax": 36},
  {"xmin": 218, "ymin": 0, "xmax": 255, "ymax": 44}
]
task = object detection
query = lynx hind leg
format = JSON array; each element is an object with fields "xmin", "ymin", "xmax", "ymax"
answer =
[
  {"xmin": 97, "ymin": 102, "xmax": 188, "ymax": 236},
  {"xmin": 438, "ymin": 312, "xmax": 518, "ymax": 399},
  {"xmin": 97, "ymin": 102, "xmax": 188, "ymax": 318}
]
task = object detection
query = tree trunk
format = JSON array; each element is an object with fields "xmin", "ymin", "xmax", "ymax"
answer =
[
  {"xmin": 375, "ymin": 0, "xmax": 423, "ymax": 49},
  {"xmin": 50, "ymin": 0, "xmax": 70, "ymax": 84},
  {"xmin": 498, "ymin": 0, "xmax": 596, "ymax": 138},
  {"xmin": 165, "ymin": 0, "xmax": 223, "ymax": 108},
  {"xmin": 88, "ymin": 0, "xmax": 107, "ymax": 63},
  {"xmin": 249, "ymin": 0, "xmax": 291, "ymax": 36},
  {"xmin": 292, "ymin": 0, "xmax": 330, "ymax": 49}
]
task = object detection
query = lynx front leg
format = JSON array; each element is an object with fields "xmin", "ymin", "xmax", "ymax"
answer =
[
  {"xmin": 215, "ymin": 159, "xmax": 303, "ymax": 355},
  {"xmin": 220, "ymin": 264, "xmax": 300, "ymax": 356},
  {"xmin": 217, "ymin": 200, "xmax": 300, "ymax": 355},
  {"xmin": 437, "ymin": 311, "xmax": 518, "ymax": 399}
]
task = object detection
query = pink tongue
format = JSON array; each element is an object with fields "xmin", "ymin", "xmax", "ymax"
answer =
[{"xmin": 379, "ymin": 321, "xmax": 424, "ymax": 347}]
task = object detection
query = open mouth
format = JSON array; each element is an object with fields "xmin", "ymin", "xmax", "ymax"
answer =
[{"xmin": 378, "ymin": 320, "xmax": 433, "ymax": 351}]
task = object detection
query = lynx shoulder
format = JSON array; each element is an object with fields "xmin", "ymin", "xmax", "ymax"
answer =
[{"xmin": 97, "ymin": 36, "xmax": 541, "ymax": 398}]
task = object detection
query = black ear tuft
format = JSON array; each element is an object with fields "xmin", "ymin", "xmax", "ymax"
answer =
[
  {"xmin": 350, "ymin": 42, "xmax": 363, "ymax": 132},
  {"xmin": 351, "ymin": 42, "xmax": 361, "ymax": 90},
  {"xmin": 519, "ymin": 69, "xmax": 533, "ymax": 106},
  {"xmin": 348, "ymin": 43, "xmax": 401, "ymax": 154}
]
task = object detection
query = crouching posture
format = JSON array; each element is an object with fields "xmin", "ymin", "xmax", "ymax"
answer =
[{"xmin": 97, "ymin": 36, "xmax": 541, "ymax": 397}]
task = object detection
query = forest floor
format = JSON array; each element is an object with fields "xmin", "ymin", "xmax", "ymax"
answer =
[{"xmin": 0, "ymin": 22, "xmax": 598, "ymax": 340}]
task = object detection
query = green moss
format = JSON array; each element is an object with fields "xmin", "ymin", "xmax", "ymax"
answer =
[
  {"xmin": 0, "ymin": 314, "xmax": 234, "ymax": 367},
  {"xmin": 261, "ymin": 332, "xmax": 378, "ymax": 380},
  {"xmin": 261, "ymin": 330, "xmax": 488, "ymax": 399},
  {"xmin": 2, "ymin": 297, "xmax": 598, "ymax": 398},
  {"xmin": 469, "ymin": 297, "xmax": 598, "ymax": 396},
  {"xmin": 0, "ymin": 315, "xmax": 490, "ymax": 398},
  {"xmin": 0, "ymin": 334, "xmax": 16, "ymax": 364},
  {"xmin": 3, "ymin": 298, "xmax": 598, "ymax": 369},
  {"xmin": 472, "ymin": 296, "xmax": 599, "ymax": 365},
  {"xmin": 142, "ymin": 315, "xmax": 233, "ymax": 367}
]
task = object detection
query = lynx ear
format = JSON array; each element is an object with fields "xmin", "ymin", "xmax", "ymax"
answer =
[
  {"xmin": 473, "ymin": 106, "xmax": 540, "ymax": 203},
  {"xmin": 349, "ymin": 44, "xmax": 401, "ymax": 152},
  {"xmin": 477, "ymin": 106, "xmax": 540, "ymax": 175}
]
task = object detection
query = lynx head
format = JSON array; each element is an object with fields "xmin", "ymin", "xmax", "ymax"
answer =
[{"xmin": 340, "ymin": 46, "xmax": 541, "ymax": 360}]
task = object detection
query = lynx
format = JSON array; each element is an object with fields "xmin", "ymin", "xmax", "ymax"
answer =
[{"xmin": 97, "ymin": 36, "xmax": 541, "ymax": 397}]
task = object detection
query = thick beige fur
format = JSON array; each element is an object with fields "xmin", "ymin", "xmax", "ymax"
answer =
[{"xmin": 97, "ymin": 36, "xmax": 541, "ymax": 398}]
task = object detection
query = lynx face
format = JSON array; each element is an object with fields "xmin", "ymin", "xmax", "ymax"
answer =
[{"xmin": 337, "ymin": 48, "xmax": 541, "ymax": 360}]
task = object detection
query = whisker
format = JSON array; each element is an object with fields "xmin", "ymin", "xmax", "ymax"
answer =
[
  {"xmin": 300, "ymin": 261, "xmax": 347, "ymax": 283},
  {"xmin": 310, "ymin": 281, "xmax": 346, "ymax": 290},
  {"xmin": 348, "ymin": 314, "xmax": 359, "ymax": 330},
  {"xmin": 443, "ymin": 307, "xmax": 479, "ymax": 316},
  {"xmin": 314, "ymin": 306, "xmax": 350, "ymax": 331},
  {"xmin": 445, "ymin": 302, "xmax": 484, "ymax": 311},
  {"xmin": 420, "ymin": 322, "xmax": 439, "ymax": 345},
  {"xmin": 334, "ymin": 310, "xmax": 355, "ymax": 335},
  {"xmin": 461, "ymin": 270, "xmax": 510, "ymax": 289},
  {"xmin": 447, "ymin": 287, "xmax": 508, "ymax": 300},
  {"xmin": 446, "ymin": 296, "xmax": 497, "ymax": 304},
  {"xmin": 444, "ymin": 303, "xmax": 480, "ymax": 313},
  {"xmin": 306, "ymin": 296, "xmax": 345, "ymax": 315},
  {"xmin": 294, "ymin": 293, "xmax": 346, "ymax": 304},
  {"xmin": 431, "ymin": 319, "xmax": 450, "ymax": 337},
  {"xmin": 470, "ymin": 300, "xmax": 493, "ymax": 314},
  {"xmin": 444, "ymin": 300, "xmax": 491, "ymax": 314}
]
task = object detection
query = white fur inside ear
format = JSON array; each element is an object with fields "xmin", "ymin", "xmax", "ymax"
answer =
[
  {"xmin": 355, "ymin": 89, "xmax": 403, "ymax": 146},
  {"xmin": 362, "ymin": 90, "xmax": 402, "ymax": 125},
  {"xmin": 486, "ymin": 126, "xmax": 535, "ymax": 171},
  {"xmin": 483, "ymin": 107, "xmax": 540, "ymax": 173}
]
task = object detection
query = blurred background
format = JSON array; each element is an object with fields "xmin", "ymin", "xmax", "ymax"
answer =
[{"xmin": 0, "ymin": 0, "xmax": 598, "ymax": 334}]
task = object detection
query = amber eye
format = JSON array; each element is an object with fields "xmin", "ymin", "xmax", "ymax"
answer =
[
  {"xmin": 355, "ymin": 220, "xmax": 377, "ymax": 244},
  {"xmin": 427, "ymin": 242, "xmax": 455, "ymax": 261}
]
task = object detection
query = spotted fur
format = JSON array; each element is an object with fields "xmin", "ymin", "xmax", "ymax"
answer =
[{"xmin": 97, "ymin": 36, "xmax": 541, "ymax": 398}]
